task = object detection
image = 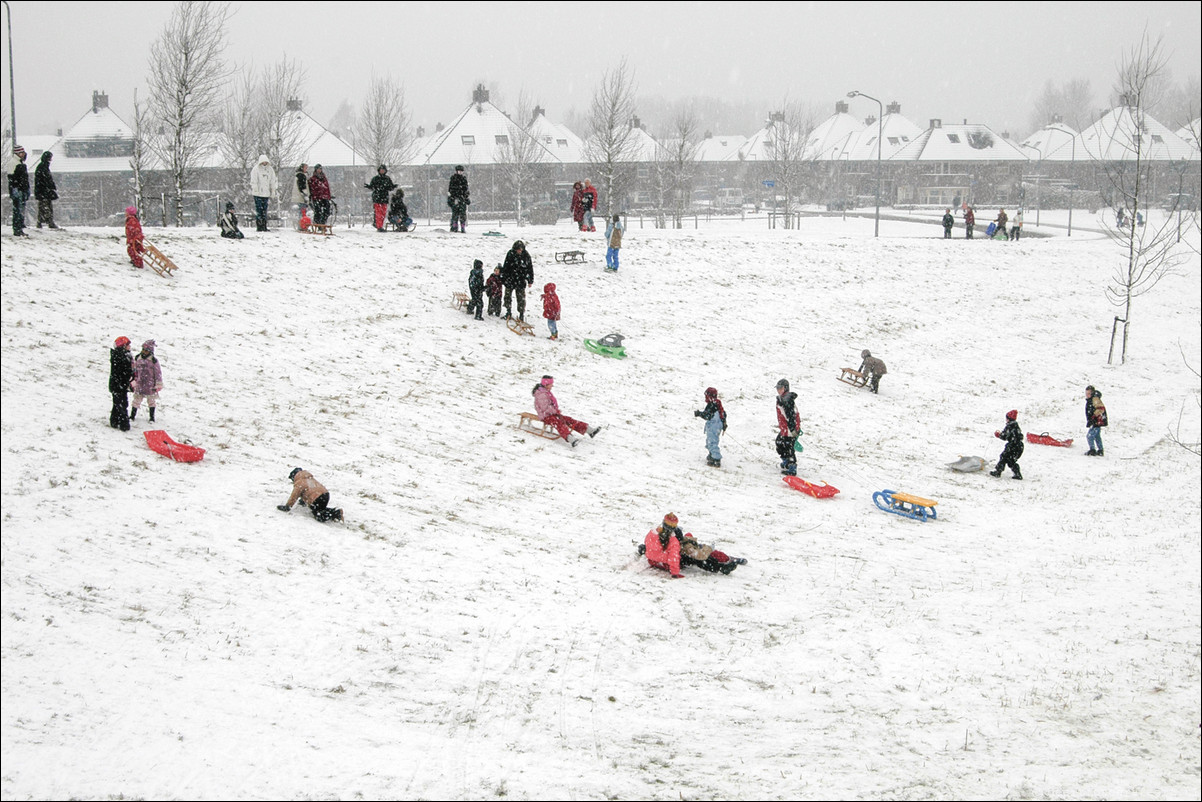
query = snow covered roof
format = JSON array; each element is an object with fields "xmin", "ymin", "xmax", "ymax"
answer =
[
  {"xmin": 291, "ymin": 109, "xmax": 367, "ymax": 168},
  {"xmin": 694, "ymin": 134, "xmax": 747, "ymax": 162},
  {"xmin": 65, "ymin": 104, "xmax": 134, "ymax": 142},
  {"xmin": 625, "ymin": 126, "xmax": 660, "ymax": 162},
  {"xmin": 805, "ymin": 111, "xmax": 865, "ymax": 161},
  {"xmin": 1178, "ymin": 120, "xmax": 1200, "ymax": 151},
  {"xmin": 737, "ymin": 118, "xmax": 800, "ymax": 161},
  {"xmin": 1076, "ymin": 106, "xmax": 1197, "ymax": 161},
  {"xmin": 844, "ymin": 113, "xmax": 925, "ymax": 160},
  {"xmin": 1018, "ymin": 122, "xmax": 1079, "ymax": 161},
  {"xmin": 410, "ymin": 98, "xmax": 558, "ymax": 167},
  {"xmin": 527, "ymin": 110, "xmax": 585, "ymax": 163},
  {"xmin": 891, "ymin": 123, "xmax": 1029, "ymax": 161}
]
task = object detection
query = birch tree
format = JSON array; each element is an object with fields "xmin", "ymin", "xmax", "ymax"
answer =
[
  {"xmin": 147, "ymin": 0, "xmax": 231, "ymax": 226},
  {"xmin": 129, "ymin": 89, "xmax": 154, "ymax": 216},
  {"xmin": 495, "ymin": 92, "xmax": 549, "ymax": 226},
  {"xmin": 583, "ymin": 60, "xmax": 640, "ymax": 217},
  {"xmin": 258, "ymin": 58, "xmax": 308, "ymax": 176},
  {"xmin": 355, "ymin": 74, "xmax": 413, "ymax": 169}
]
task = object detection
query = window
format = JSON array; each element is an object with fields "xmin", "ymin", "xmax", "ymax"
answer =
[
  {"xmin": 495, "ymin": 135, "xmax": 509, "ymax": 146},
  {"xmin": 946, "ymin": 134, "xmax": 961, "ymax": 144},
  {"xmin": 887, "ymin": 137, "xmax": 899, "ymax": 146},
  {"xmin": 461, "ymin": 135, "xmax": 475, "ymax": 146},
  {"xmin": 1151, "ymin": 134, "xmax": 1164, "ymax": 144},
  {"xmin": 557, "ymin": 139, "xmax": 567, "ymax": 148},
  {"xmin": 542, "ymin": 136, "xmax": 552, "ymax": 144}
]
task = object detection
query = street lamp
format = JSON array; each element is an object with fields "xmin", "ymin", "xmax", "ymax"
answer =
[
  {"xmin": 848, "ymin": 90, "xmax": 883, "ymax": 237},
  {"xmin": 2, "ymin": 0, "xmax": 15, "ymax": 150}
]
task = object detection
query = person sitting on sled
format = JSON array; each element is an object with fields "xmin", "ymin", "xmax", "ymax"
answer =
[
  {"xmin": 532, "ymin": 375, "xmax": 600, "ymax": 447},
  {"xmin": 278, "ymin": 467, "xmax": 343, "ymax": 522},
  {"xmin": 387, "ymin": 188, "xmax": 412, "ymax": 231},
  {"xmin": 641, "ymin": 513, "xmax": 743, "ymax": 577},
  {"xmin": 219, "ymin": 202, "xmax": 245, "ymax": 239}
]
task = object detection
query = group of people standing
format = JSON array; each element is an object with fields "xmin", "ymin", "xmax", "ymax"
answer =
[
  {"xmin": 942, "ymin": 206, "xmax": 1023, "ymax": 240},
  {"xmin": 6, "ymin": 146, "xmax": 60, "ymax": 235},
  {"xmin": 107, "ymin": 337, "xmax": 163, "ymax": 432}
]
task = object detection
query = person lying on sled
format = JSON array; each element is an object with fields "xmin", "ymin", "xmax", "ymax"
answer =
[{"xmin": 641, "ymin": 512, "xmax": 743, "ymax": 577}]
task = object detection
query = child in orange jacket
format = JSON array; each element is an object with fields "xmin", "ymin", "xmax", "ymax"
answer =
[{"xmin": 124, "ymin": 206, "xmax": 145, "ymax": 268}]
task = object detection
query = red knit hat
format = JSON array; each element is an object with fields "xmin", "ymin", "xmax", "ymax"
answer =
[
  {"xmin": 1006, "ymin": 409, "xmax": 1018, "ymax": 421},
  {"xmin": 663, "ymin": 512, "xmax": 679, "ymax": 527},
  {"xmin": 114, "ymin": 336, "xmax": 131, "ymax": 347}
]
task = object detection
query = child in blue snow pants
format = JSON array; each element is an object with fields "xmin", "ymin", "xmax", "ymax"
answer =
[{"xmin": 694, "ymin": 387, "xmax": 727, "ymax": 467}]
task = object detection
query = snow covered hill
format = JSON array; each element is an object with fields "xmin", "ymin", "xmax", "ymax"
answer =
[{"xmin": 2, "ymin": 214, "xmax": 1199, "ymax": 800}]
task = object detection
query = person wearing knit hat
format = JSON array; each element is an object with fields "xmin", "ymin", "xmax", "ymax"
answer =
[
  {"xmin": 124, "ymin": 206, "xmax": 145, "ymax": 268},
  {"xmin": 108, "ymin": 336, "xmax": 134, "ymax": 431},
  {"xmin": 641, "ymin": 513, "xmax": 744, "ymax": 577},
  {"xmin": 130, "ymin": 340, "xmax": 162, "ymax": 423},
  {"xmin": 220, "ymin": 201, "xmax": 245, "ymax": 239},
  {"xmin": 1085, "ymin": 386, "xmax": 1108, "ymax": 457},
  {"xmin": 8, "ymin": 145, "xmax": 30, "ymax": 236},
  {"xmin": 466, "ymin": 259, "xmax": 485, "ymax": 320},
  {"xmin": 278, "ymin": 468, "xmax": 343, "ymax": 522},
  {"xmin": 448, "ymin": 164, "xmax": 470, "ymax": 232},
  {"xmin": 694, "ymin": 387, "xmax": 728, "ymax": 467},
  {"xmin": 532, "ymin": 375, "xmax": 600, "ymax": 446},
  {"xmin": 858, "ymin": 349, "xmax": 887, "ymax": 394},
  {"xmin": 33, "ymin": 150, "xmax": 59, "ymax": 229},
  {"xmin": 775, "ymin": 378, "xmax": 801, "ymax": 476},
  {"xmin": 990, "ymin": 409, "xmax": 1024, "ymax": 479},
  {"xmin": 366, "ymin": 165, "xmax": 397, "ymax": 232}
]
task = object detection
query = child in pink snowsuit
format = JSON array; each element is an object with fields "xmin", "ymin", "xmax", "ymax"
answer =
[
  {"xmin": 124, "ymin": 206, "xmax": 145, "ymax": 268},
  {"xmin": 532, "ymin": 375, "xmax": 599, "ymax": 447}
]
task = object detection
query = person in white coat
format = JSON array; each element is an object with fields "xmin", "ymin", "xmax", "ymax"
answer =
[{"xmin": 249, "ymin": 155, "xmax": 278, "ymax": 232}]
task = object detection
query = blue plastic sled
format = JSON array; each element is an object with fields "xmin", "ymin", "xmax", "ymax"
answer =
[{"xmin": 985, "ymin": 222, "xmax": 998, "ymax": 237}]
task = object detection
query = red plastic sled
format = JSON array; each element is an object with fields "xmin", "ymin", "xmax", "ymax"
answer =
[
  {"xmin": 144, "ymin": 429, "xmax": 206, "ymax": 463},
  {"xmin": 1026, "ymin": 432, "xmax": 1074, "ymax": 447},
  {"xmin": 783, "ymin": 476, "xmax": 840, "ymax": 498}
]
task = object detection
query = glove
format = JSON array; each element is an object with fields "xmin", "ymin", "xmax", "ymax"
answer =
[
  {"xmin": 694, "ymin": 410, "xmax": 702, "ymax": 417},
  {"xmin": 277, "ymin": 505, "xmax": 291, "ymax": 512}
]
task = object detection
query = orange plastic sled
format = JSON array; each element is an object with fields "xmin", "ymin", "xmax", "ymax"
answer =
[
  {"xmin": 144, "ymin": 429, "xmax": 205, "ymax": 463},
  {"xmin": 783, "ymin": 476, "xmax": 840, "ymax": 498}
]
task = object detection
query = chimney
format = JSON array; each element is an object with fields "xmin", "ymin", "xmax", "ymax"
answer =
[
  {"xmin": 1051, "ymin": 113, "xmax": 1063, "ymax": 125},
  {"xmin": 768, "ymin": 111, "xmax": 784, "ymax": 123},
  {"xmin": 1119, "ymin": 93, "xmax": 1133, "ymax": 108},
  {"xmin": 963, "ymin": 119, "xmax": 968, "ymax": 125},
  {"xmin": 864, "ymin": 115, "xmax": 876, "ymax": 126},
  {"xmin": 632, "ymin": 116, "xmax": 642, "ymax": 129},
  {"xmin": 930, "ymin": 118, "xmax": 942, "ymax": 129},
  {"xmin": 436, "ymin": 122, "xmax": 444, "ymax": 132},
  {"xmin": 286, "ymin": 98, "xmax": 302, "ymax": 112},
  {"xmin": 416, "ymin": 126, "xmax": 425, "ymax": 138},
  {"xmin": 835, "ymin": 100, "xmax": 849, "ymax": 114},
  {"xmin": 472, "ymin": 84, "xmax": 489, "ymax": 104},
  {"xmin": 531, "ymin": 105, "xmax": 544, "ymax": 124},
  {"xmin": 92, "ymin": 91, "xmax": 108, "ymax": 112},
  {"xmin": 57, "ymin": 128, "xmax": 63, "ymax": 137},
  {"xmin": 885, "ymin": 101, "xmax": 900, "ymax": 115}
]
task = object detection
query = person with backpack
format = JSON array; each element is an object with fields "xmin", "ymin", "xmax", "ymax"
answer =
[
  {"xmin": 366, "ymin": 165, "xmax": 396, "ymax": 231},
  {"xmin": 694, "ymin": 387, "xmax": 727, "ymax": 467},
  {"xmin": 990, "ymin": 409, "xmax": 1024, "ymax": 479},
  {"xmin": 8, "ymin": 145, "xmax": 29, "ymax": 236},
  {"xmin": 1085, "ymin": 385, "xmax": 1108, "ymax": 456},
  {"xmin": 580, "ymin": 179, "xmax": 598, "ymax": 231},
  {"xmin": 448, "ymin": 165, "xmax": 470, "ymax": 232},
  {"xmin": 775, "ymin": 378, "xmax": 801, "ymax": 476}
]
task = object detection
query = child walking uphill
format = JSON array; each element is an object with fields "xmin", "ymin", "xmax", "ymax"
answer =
[
  {"xmin": 775, "ymin": 379, "xmax": 801, "ymax": 476},
  {"xmin": 694, "ymin": 387, "xmax": 727, "ymax": 467},
  {"xmin": 991, "ymin": 409, "xmax": 1024, "ymax": 479},
  {"xmin": 466, "ymin": 260, "xmax": 485, "ymax": 320},
  {"xmin": 130, "ymin": 340, "xmax": 162, "ymax": 423},
  {"xmin": 124, "ymin": 206, "xmax": 144, "ymax": 269},
  {"xmin": 532, "ymin": 375, "xmax": 600, "ymax": 447},
  {"xmin": 604, "ymin": 214, "xmax": 623, "ymax": 271},
  {"xmin": 541, "ymin": 283, "xmax": 560, "ymax": 340}
]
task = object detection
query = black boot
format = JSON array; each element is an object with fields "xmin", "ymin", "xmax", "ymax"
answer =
[
  {"xmin": 130, "ymin": 407, "xmax": 137, "ymax": 419},
  {"xmin": 989, "ymin": 469, "xmax": 1001, "ymax": 477},
  {"xmin": 149, "ymin": 407, "xmax": 155, "ymax": 422},
  {"xmin": 1096, "ymin": 449, "xmax": 1103, "ymax": 457}
]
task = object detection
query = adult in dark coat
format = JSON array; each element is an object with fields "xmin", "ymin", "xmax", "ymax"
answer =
[
  {"xmin": 447, "ymin": 165, "xmax": 469, "ymax": 232},
  {"xmin": 365, "ymin": 165, "xmax": 397, "ymax": 231},
  {"xmin": 109, "ymin": 336, "xmax": 134, "ymax": 431},
  {"xmin": 33, "ymin": 151, "xmax": 59, "ymax": 229},
  {"xmin": 501, "ymin": 240, "xmax": 534, "ymax": 320},
  {"xmin": 990, "ymin": 410, "xmax": 1024, "ymax": 479},
  {"xmin": 7, "ymin": 145, "xmax": 30, "ymax": 236}
]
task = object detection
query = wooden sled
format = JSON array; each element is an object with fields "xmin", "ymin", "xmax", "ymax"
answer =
[
  {"xmin": 507, "ymin": 317, "xmax": 535, "ymax": 336},
  {"xmin": 555, "ymin": 250, "xmax": 587, "ymax": 264},
  {"xmin": 452, "ymin": 292, "xmax": 469, "ymax": 311},
  {"xmin": 783, "ymin": 476, "xmax": 840, "ymax": 498},
  {"xmin": 144, "ymin": 243, "xmax": 178, "ymax": 278},
  {"xmin": 837, "ymin": 368, "xmax": 867, "ymax": 388},
  {"xmin": 518, "ymin": 412, "xmax": 560, "ymax": 440},
  {"xmin": 300, "ymin": 223, "xmax": 333, "ymax": 236},
  {"xmin": 144, "ymin": 429, "xmax": 205, "ymax": 463},
  {"xmin": 873, "ymin": 489, "xmax": 937, "ymax": 522}
]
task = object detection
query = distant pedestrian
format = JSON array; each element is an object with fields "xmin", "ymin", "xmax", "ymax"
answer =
[
  {"xmin": 33, "ymin": 151, "xmax": 59, "ymax": 229},
  {"xmin": 366, "ymin": 165, "xmax": 396, "ymax": 231},
  {"xmin": 964, "ymin": 206, "xmax": 975, "ymax": 239},
  {"xmin": 130, "ymin": 340, "xmax": 162, "ymax": 423},
  {"xmin": 605, "ymin": 214, "xmax": 623, "ymax": 271},
  {"xmin": 1009, "ymin": 209, "xmax": 1023, "ymax": 241},
  {"xmin": 941, "ymin": 208, "xmax": 954, "ymax": 238},
  {"xmin": 108, "ymin": 336, "xmax": 133, "ymax": 431},
  {"xmin": 124, "ymin": 206, "xmax": 145, "ymax": 268},
  {"xmin": 448, "ymin": 165, "xmax": 470, "ymax": 232},
  {"xmin": 249, "ymin": 154, "xmax": 278, "ymax": 232},
  {"xmin": 993, "ymin": 208, "xmax": 1008, "ymax": 239},
  {"xmin": 8, "ymin": 145, "xmax": 29, "ymax": 236}
]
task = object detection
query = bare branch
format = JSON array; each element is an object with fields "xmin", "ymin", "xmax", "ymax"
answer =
[
  {"xmin": 355, "ymin": 74, "xmax": 413, "ymax": 169},
  {"xmin": 584, "ymin": 60, "xmax": 640, "ymax": 216}
]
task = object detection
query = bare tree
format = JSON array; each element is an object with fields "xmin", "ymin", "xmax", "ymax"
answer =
[
  {"xmin": 761, "ymin": 101, "xmax": 817, "ymax": 229},
  {"xmin": 147, "ymin": 0, "xmax": 231, "ymax": 226},
  {"xmin": 217, "ymin": 65, "xmax": 259, "ymax": 179},
  {"xmin": 1168, "ymin": 344, "xmax": 1201, "ymax": 457},
  {"xmin": 1029, "ymin": 79, "xmax": 1096, "ymax": 133},
  {"xmin": 584, "ymin": 60, "xmax": 640, "ymax": 217},
  {"xmin": 355, "ymin": 74, "xmax": 413, "ymax": 169},
  {"xmin": 258, "ymin": 57, "xmax": 308, "ymax": 177},
  {"xmin": 495, "ymin": 92, "xmax": 550, "ymax": 226},
  {"xmin": 651, "ymin": 107, "xmax": 701, "ymax": 228},
  {"xmin": 129, "ymin": 89, "xmax": 154, "ymax": 216},
  {"xmin": 1097, "ymin": 34, "xmax": 1188, "ymax": 364}
]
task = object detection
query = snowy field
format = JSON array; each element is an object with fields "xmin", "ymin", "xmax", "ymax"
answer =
[{"xmin": 1, "ymin": 212, "xmax": 1199, "ymax": 800}]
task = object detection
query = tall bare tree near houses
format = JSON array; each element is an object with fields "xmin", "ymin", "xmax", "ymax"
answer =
[
  {"xmin": 147, "ymin": 0, "xmax": 231, "ymax": 226},
  {"xmin": 584, "ymin": 60, "xmax": 641, "ymax": 217},
  {"xmin": 651, "ymin": 107, "xmax": 701, "ymax": 228},
  {"xmin": 496, "ymin": 92, "xmax": 549, "ymax": 226},
  {"xmin": 355, "ymin": 74, "xmax": 413, "ymax": 170},
  {"xmin": 217, "ymin": 67, "xmax": 260, "ymax": 178},
  {"xmin": 1097, "ymin": 34, "xmax": 1188, "ymax": 365},
  {"xmin": 762, "ymin": 102, "xmax": 817, "ymax": 229},
  {"xmin": 257, "ymin": 59, "xmax": 309, "ymax": 179},
  {"xmin": 128, "ymin": 89, "xmax": 153, "ymax": 217}
]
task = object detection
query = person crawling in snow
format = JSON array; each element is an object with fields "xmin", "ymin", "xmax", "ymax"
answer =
[
  {"xmin": 640, "ymin": 512, "xmax": 744, "ymax": 577},
  {"xmin": 990, "ymin": 409, "xmax": 1024, "ymax": 480},
  {"xmin": 278, "ymin": 467, "xmax": 344, "ymax": 522},
  {"xmin": 694, "ymin": 386, "xmax": 727, "ymax": 467}
]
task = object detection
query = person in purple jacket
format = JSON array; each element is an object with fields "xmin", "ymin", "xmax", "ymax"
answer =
[{"xmin": 130, "ymin": 340, "xmax": 163, "ymax": 423}]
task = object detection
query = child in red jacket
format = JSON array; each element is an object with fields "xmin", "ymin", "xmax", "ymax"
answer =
[
  {"xmin": 641, "ymin": 513, "xmax": 744, "ymax": 577},
  {"xmin": 124, "ymin": 206, "xmax": 145, "ymax": 268},
  {"xmin": 541, "ymin": 282, "xmax": 561, "ymax": 340}
]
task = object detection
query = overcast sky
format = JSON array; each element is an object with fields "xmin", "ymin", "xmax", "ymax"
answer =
[{"xmin": 2, "ymin": 1, "xmax": 1199, "ymax": 140}]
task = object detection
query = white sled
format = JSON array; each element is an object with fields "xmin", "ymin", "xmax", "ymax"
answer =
[{"xmin": 947, "ymin": 455, "xmax": 987, "ymax": 473}]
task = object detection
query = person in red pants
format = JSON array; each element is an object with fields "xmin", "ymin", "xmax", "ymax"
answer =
[
  {"xmin": 531, "ymin": 375, "xmax": 600, "ymax": 447},
  {"xmin": 641, "ymin": 513, "xmax": 744, "ymax": 577},
  {"xmin": 124, "ymin": 206, "xmax": 144, "ymax": 268}
]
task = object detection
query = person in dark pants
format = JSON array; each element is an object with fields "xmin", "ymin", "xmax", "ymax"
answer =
[
  {"xmin": 308, "ymin": 165, "xmax": 332, "ymax": 225},
  {"xmin": 941, "ymin": 208, "xmax": 954, "ymax": 238},
  {"xmin": 249, "ymin": 154, "xmax": 277, "ymax": 232},
  {"xmin": 485, "ymin": 265, "xmax": 503, "ymax": 317},
  {"xmin": 34, "ymin": 151, "xmax": 59, "ymax": 229},
  {"xmin": 501, "ymin": 240, "xmax": 534, "ymax": 320},
  {"xmin": 448, "ymin": 165, "xmax": 470, "ymax": 232},
  {"xmin": 775, "ymin": 378, "xmax": 800, "ymax": 476},
  {"xmin": 466, "ymin": 259, "xmax": 485, "ymax": 320},
  {"xmin": 990, "ymin": 409, "xmax": 1024, "ymax": 479},
  {"xmin": 278, "ymin": 467, "xmax": 343, "ymax": 522},
  {"xmin": 109, "ymin": 336, "xmax": 134, "ymax": 431},
  {"xmin": 8, "ymin": 145, "xmax": 30, "ymax": 236},
  {"xmin": 858, "ymin": 349, "xmax": 887, "ymax": 394},
  {"xmin": 964, "ymin": 206, "xmax": 975, "ymax": 239},
  {"xmin": 1085, "ymin": 385, "xmax": 1108, "ymax": 456}
]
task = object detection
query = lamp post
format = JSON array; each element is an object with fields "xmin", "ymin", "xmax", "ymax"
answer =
[
  {"xmin": 1067, "ymin": 135, "xmax": 1076, "ymax": 237},
  {"xmin": 847, "ymin": 90, "xmax": 882, "ymax": 237},
  {"xmin": 2, "ymin": 0, "xmax": 15, "ymax": 150}
]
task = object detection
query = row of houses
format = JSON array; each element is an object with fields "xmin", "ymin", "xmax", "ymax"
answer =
[{"xmin": 5, "ymin": 86, "xmax": 1200, "ymax": 226}]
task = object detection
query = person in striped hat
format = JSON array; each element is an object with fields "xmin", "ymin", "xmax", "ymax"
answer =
[{"xmin": 641, "ymin": 513, "xmax": 745, "ymax": 577}]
